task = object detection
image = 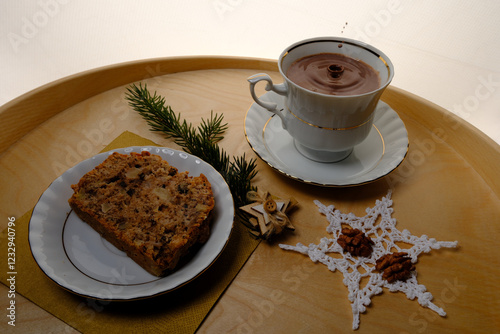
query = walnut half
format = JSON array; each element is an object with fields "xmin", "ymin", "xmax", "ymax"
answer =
[
  {"xmin": 375, "ymin": 252, "xmax": 415, "ymax": 283},
  {"xmin": 337, "ymin": 227, "xmax": 374, "ymax": 257}
]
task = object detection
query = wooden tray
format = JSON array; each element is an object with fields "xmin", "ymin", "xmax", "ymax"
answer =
[{"xmin": 1, "ymin": 56, "xmax": 499, "ymax": 333}]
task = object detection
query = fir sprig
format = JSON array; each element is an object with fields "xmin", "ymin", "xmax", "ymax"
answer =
[{"xmin": 125, "ymin": 83, "xmax": 258, "ymax": 212}]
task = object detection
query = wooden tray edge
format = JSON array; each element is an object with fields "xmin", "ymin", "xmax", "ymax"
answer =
[
  {"xmin": 383, "ymin": 86, "xmax": 500, "ymax": 197},
  {"xmin": 0, "ymin": 55, "xmax": 278, "ymax": 154},
  {"xmin": 1, "ymin": 56, "xmax": 498, "ymax": 197}
]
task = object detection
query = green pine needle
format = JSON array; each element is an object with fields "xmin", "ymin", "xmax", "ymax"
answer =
[{"xmin": 125, "ymin": 83, "xmax": 258, "ymax": 212}]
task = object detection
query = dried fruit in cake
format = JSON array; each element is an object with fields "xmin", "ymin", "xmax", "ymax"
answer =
[{"xmin": 68, "ymin": 151, "xmax": 215, "ymax": 277}]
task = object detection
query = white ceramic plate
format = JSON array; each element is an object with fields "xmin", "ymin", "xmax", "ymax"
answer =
[
  {"xmin": 245, "ymin": 92, "xmax": 409, "ymax": 186},
  {"xmin": 29, "ymin": 146, "xmax": 234, "ymax": 300}
]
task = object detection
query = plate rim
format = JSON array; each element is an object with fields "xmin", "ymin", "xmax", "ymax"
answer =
[
  {"xmin": 28, "ymin": 146, "xmax": 235, "ymax": 301},
  {"xmin": 244, "ymin": 92, "xmax": 409, "ymax": 187}
]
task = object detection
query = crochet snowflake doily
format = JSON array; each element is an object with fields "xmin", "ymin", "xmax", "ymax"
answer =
[{"xmin": 279, "ymin": 191, "xmax": 458, "ymax": 330}]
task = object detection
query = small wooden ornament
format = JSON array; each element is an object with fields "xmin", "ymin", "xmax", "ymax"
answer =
[{"xmin": 240, "ymin": 190, "xmax": 296, "ymax": 239}]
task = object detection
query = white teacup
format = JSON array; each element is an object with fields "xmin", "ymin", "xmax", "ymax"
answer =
[{"xmin": 248, "ymin": 37, "xmax": 394, "ymax": 162}]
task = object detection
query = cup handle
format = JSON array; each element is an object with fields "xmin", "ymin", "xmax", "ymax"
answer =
[{"xmin": 248, "ymin": 73, "xmax": 287, "ymax": 126}]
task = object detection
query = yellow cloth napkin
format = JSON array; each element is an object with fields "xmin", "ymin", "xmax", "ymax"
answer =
[{"xmin": 0, "ymin": 131, "xmax": 261, "ymax": 333}]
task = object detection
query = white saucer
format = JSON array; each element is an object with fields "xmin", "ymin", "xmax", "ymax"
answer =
[{"xmin": 244, "ymin": 92, "xmax": 409, "ymax": 187}]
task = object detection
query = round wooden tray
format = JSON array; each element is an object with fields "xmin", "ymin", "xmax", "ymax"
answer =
[{"xmin": 1, "ymin": 56, "xmax": 499, "ymax": 333}]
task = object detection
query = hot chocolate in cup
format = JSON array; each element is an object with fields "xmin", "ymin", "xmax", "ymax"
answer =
[{"xmin": 248, "ymin": 37, "xmax": 394, "ymax": 163}]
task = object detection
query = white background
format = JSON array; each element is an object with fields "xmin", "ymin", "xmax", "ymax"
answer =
[{"xmin": 1, "ymin": 0, "xmax": 499, "ymax": 144}]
